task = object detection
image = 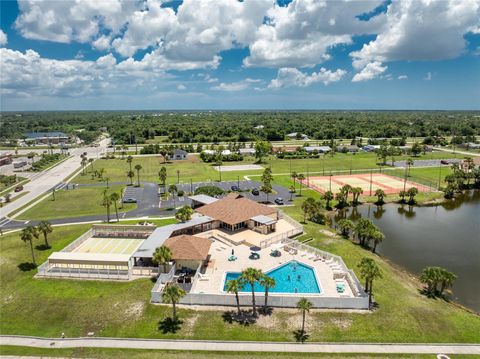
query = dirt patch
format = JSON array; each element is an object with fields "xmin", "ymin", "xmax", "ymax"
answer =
[
  {"xmin": 181, "ymin": 313, "xmax": 199, "ymax": 336},
  {"xmin": 124, "ymin": 301, "xmax": 145, "ymax": 318},
  {"xmin": 255, "ymin": 313, "xmax": 282, "ymax": 329},
  {"xmin": 331, "ymin": 318, "xmax": 353, "ymax": 329},
  {"xmin": 285, "ymin": 313, "xmax": 318, "ymax": 332}
]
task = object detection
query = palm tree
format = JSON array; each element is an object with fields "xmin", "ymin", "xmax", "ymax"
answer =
[
  {"xmin": 406, "ymin": 158, "xmax": 414, "ymax": 177},
  {"xmin": 134, "ymin": 164, "xmax": 142, "ymax": 186},
  {"xmin": 162, "ymin": 283, "xmax": 186, "ymax": 322},
  {"xmin": 240, "ymin": 267, "xmax": 263, "ymax": 316},
  {"xmin": 291, "ymin": 171, "xmax": 298, "ymax": 190},
  {"xmin": 407, "ymin": 187, "xmax": 418, "ymax": 204},
  {"xmin": 323, "ymin": 191, "xmax": 334, "ymax": 209},
  {"xmin": 301, "ymin": 197, "xmax": 316, "ymax": 223},
  {"xmin": 337, "ymin": 219, "xmax": 354, "ymax": 238},
  {"xmin": 357, "ymin": 257, "xmax": 382, "ymax": 307},
  {"xmin": 226, "ymin": 278, "xmax": 244, "ymax": 315},
  {"xmin": 296, "ymin": 298, "xmax": 312, "ymax": 339},
  {"xmin": 371, "ymin": 230, "xmax": 385, "ymax": 253},
  {"xmin": 126, "ymin": 155, "xmax": 133, "ymax": 172},
  {"xmin": 289, "ymin": 185, "xmax": 295, "ymax": 201},
  {"xmin": 37, "ymin": 220, "xmax": 53, "ymax": 248},
  {"xmin": 260, "ymin": 275, "xmax": 275, "ymax": 311},
  {"xmin": 110, "ymin": 192, "xmax": 120, "ymax": 222},
  {"xmin": 152, "ymin": 245, "xmax": 173, "ymax": 274},
  {"xmin": 175, "ymin": 205, "xmax": 193, "ymax": 222},
  {"xmin": 20, "ymin": 226, "xmax": 37, "ymax": 265},
  {"xmin": 297, "ymin": 173, "xmax": 305, "ymax": 196},
  {"xmin": 102, "ymin": 189, "xmax": 112, "ymax": 222},
  {"xmin": 374, "ymin": 189, "xmax": 386, "ymax": 205},
  {"xmin": 127, "ymin": 170, "xmax": 135, "ymax": 185},
  {"xmin": 420, "ymin": 266, "xmax": 441, "ymax": 296},
  {"xmin": 159, "ymin": 166, "xmax": 167, "ymax": 190},
  {"xmin": 169, "ymin": 184, "xmax": 178, "ymax": 208},
  {"xmin": 438, "ymin": 269, "xmax": 457, "ymax": 297},
  {"xmin": 351, "ymin": 187, "xmax": 363, "ymax": 206}
]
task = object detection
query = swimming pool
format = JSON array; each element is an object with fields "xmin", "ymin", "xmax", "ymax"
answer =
[{"xmin": 223, "ymin": 261, "xmax": 321, "ymax": 294}]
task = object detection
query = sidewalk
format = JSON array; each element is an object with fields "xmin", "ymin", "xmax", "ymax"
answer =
[{"xmin": 1, "ymin": 336, "xmax": 479, "ymax": 354}]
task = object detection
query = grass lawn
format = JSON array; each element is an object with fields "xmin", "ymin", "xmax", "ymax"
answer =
[
  {"xmin": 16, "ymin": 185, "xmax": 136, "ymax": 221},
  {"xmin": 1, "ymin": 208, "xmax": 479, "ymax": 343},
  {"xmin": 0, "ymin": 347, "xmax": 473, "ymax": 359},
  {"xmin": 73, "ymin": 152, "xmax": 461, "ymax": 188}
]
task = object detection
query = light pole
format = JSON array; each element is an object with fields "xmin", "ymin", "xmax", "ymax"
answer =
[{"xmin": 177, "ymin": 170, "xmax": 180, "ymax": 184}]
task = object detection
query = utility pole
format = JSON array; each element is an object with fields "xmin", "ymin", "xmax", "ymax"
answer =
[{"xmin": 370, "ymin": 170, "xmax": 373, "ymax": 196}]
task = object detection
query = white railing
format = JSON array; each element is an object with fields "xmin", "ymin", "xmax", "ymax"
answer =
[
  {"xmin": 60, "ymin": 229, "xmax": 93, "ymax": 252},
  {"xmin": 36, "ymin": 265, "xmax": 130, "ymax": 280},
  {"xmin": 258, "ymin": 212, "xmax": 304, "ymax": 248},
  {"xmin": 282, "ymin": 239, "xmax": 365, "ymax": 297}
]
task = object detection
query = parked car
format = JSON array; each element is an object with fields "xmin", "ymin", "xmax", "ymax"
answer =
[
  {"xmin": 274, "ymin": 197, "xmax": 284, "ymax": 205},
  {"xmin": 231, "ymin": 185, "xmax": 239, "ymax": 191},
  {"xmin": 14, "ymin": 185, "xmax": 23, "ymax": 192},
  {"xmin": 251, "ymin": 188, "xmax": 260, "ymax": 196},
  {"xmin": 123, "ymin": 197, "xmax": 137, "ymax": 203},
  {"xmin": 440, "ymin": 160, "xmax": 449, "ymax": 165}
]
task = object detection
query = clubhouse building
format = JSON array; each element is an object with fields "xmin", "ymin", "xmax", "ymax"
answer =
[{"xmin": 37, "ymin": 193, "xmax": 368, "ymax": 309}]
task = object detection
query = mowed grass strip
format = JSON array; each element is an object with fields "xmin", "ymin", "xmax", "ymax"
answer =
[
  {"xmin": 16, "ymin": 185, "xmax": 136, "ymax": 221},
  {"xmin": 1, "ymin": 214, "xmax": 479, "ymax": 343}
]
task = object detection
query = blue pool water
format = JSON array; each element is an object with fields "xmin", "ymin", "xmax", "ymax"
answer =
[{"xmin": 223, "ymin": 261, "xmax": 321, "ymax": 294}]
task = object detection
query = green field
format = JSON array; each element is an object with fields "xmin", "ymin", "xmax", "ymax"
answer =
[
  {"xmin": 1, "ymin": 210, "xmax": 479, "ymax": 343},
  {"xmin": 72, "ymin": 152, "xmax": 461, "ymax": 187},
  {"xmin": 16, "ymin": 185, "xmax": 136, "ymax": 221}
]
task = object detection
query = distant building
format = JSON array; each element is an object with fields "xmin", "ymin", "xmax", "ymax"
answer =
[
  {"xmin": 362, "ymin": 145, "xmax": 381, "ymax": 152},
  {"xmin": 202, "ymin": 150, "xmax": 215, "ymax": 155},
  {"xmin": 172, "ymin": 149, "xmax": 188, "ymax": 160},
  {"xmin": 0, "ymin": 152, "xmax": 13, "ymax": 166},
  {"xmin": 221, "ymin": 150, "xmax": 231, "ymax": 156},
  {"xmin": 304, "ymin": 146, "xmax": 331, "ymax": 153},
  {"xmin": 286, "ymin": 132, "xmax": 309, "ymax": 140},
  {"xmin": 238, "ymin": 148, "xmax": 256, "ymax": 155},
  {"xmin": 254, "ymin": 125, "xmax": 264, "ymax": 130},
  {"xmin": 339, "ymin": 145, "xmax": 359, "ymax": 153},
  {"xmin": 273, "ymin": 146, "xmax": 298, "ymax": 154},
  {"xmin": 24, "ymin": 132, "xmax": 69, "ymax": 145}
]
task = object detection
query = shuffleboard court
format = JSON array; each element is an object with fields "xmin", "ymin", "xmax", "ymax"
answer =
[
  {"xmin": 215, "ymin": 164, "xmax": 264, "ymax": 172},
  {"xmin": 299, "ymin": 173, "xmax": 432, "ymax": 196},
  {"xmin": 72, "ymin": 237, "xmax": 144, "ymax": 256}
]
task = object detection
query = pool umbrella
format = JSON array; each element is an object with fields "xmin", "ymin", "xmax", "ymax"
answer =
[
  {"xmin": 250, "ymin": 246, "xmax": 261, "ymax": 252},
  {"xmin": 231, "ymin": 249, "xmax": 235, "ymax": 255}
]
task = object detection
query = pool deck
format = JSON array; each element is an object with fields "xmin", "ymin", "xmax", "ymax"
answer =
[{"xmin": 191, "ymin": 240, "xmax": 354, "ymax": 298}]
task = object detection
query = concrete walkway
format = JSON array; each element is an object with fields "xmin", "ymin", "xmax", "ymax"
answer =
[{"xmin": 1, "ymin": 336, "xmax": 479, "ymax": 354}]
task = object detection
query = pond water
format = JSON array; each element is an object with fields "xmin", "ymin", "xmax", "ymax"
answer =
[{"xmin": 335, "ymin": 191, "xmax": 480, "ymax": 312}]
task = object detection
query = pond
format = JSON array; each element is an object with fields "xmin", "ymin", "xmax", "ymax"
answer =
[{"xmin": 335, "ymin": 191, "xmax": 480, "ymax": 313}]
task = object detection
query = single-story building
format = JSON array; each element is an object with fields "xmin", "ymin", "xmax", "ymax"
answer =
[
  {"xmin": 172, "ymin": 149, "xmax": 188, "ymax": 160},
  {"xmin": 24, "ymin": 132, "xmax": 69, "ymax": 145},
  {"xmin": 196, "ymin": 193, "xmax": 278, "ymax": 234},
  {"xmin": 188, "ymin": 194, "xmax": 219, "ymax": 208},
  {"xmin": 202, "ymin": 150, "xmax": 215, "ymax": 155},
  {"xmin": 339, "ymin": 145, "xmax": 359, "ymax": 153},
  {"xmin": 163, "ymin": 234, "xmax": 213, "ymax": 271},
  {"xmin": 286, "ymin": 132, "xmax": 309, "ymax": 140},
  {"xmin": 362, "ymin": 145, "xmax": 381, "ymax": 152},
  {"xmin": 304, "ymin": 146, "xmax": 331, "ymax": 153},
  {"xmin": 238, "ymin": 148, "xmax": 256, "ymax": 155}
]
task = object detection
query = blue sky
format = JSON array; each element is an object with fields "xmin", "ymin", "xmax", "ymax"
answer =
[{"xmin": 0, "ymin": 0, "xmax": 479, "ymax": 111}]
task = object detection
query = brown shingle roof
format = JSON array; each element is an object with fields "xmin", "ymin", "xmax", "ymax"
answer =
[
  {"xmin": 164, "ymin": 235, "xmax": 212, "ymax": 261},
  {"xmin": 195, "ymin": 193, "xmax": 277, "ymax": 225}
]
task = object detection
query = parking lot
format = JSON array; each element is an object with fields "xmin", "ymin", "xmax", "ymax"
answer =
[{"xmin": 159, "ymin": 180, "xmax": 294, "ymax": 209}]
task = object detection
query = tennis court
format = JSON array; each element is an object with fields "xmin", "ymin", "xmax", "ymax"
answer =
[
  {"xmin": 300, "ymin": 173, "xmax": 432, "ymax": 195},
  {"xmin": 72, "ymin": 237, "xmax": 144, "ymax": 256}
]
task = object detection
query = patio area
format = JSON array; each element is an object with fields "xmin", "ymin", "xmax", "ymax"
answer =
[{"xmin": 190, "ymin": 239, "xmax": 355, "ymax": 298}]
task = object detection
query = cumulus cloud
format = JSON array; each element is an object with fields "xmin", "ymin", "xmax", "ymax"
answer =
[
  {"xmin": 0, "ymin": 48, "xmax": 170, "ymax": 98},
  {"xmin": 211, "ymin": 78, "xmax": 262, "ymax": 92},
  {"xmin": 244, "ymin": 0, "xmax": 386, "ymax": 68},
  {"xmin": 424, "ymin": 72, "xmax": 433, "ymax": 81},
  {"xmin": 398, "ymin": 75, "xmax": 408, "ymax": 80},
  {"xmin": 351, "ymin": 0, "xmax": 480, "ymax": 73},
  {"xmin": 177, "ymin": 84, "xmax": 186, "ymax": 90},
  {"xmin": 0, "ymin": 29, "xmax": 7, "ymax": 45},
  {"xmin": 268, "ymin": 67, "xmax": 346, "ymax": 89},
  {"xmin": 352, "ymin": 61, "xmax": 387, "ymax": 82}
]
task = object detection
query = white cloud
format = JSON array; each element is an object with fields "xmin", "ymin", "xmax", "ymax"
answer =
[
  {"xmin": 0, "ymin": 48, "xmax": 170, "ymax": 98},
  {"xmin": 211, "ymin": 81, "xmax": 250, "ymax": 92},
  {"xmin": 424, "ymin": 72, "xmax": 433, "ymax": 81},
  {"xmin": 244, "ymin": 0, "xmax": 386, "ymax": 68},
  {"xmin": 351, "ymin": 0, "xmax": 480, "ymax": 72},
  {"xmin": 268, "ymin": 67, "xmax": 346, "ymax": 89},
  {"xmin": 177, "ymin": 84, "xmax": 186, "ymax": 90},
  {"xmin": 398, "ymin": 75, "xmax": 408, "ymax": 80},
  {"xmin": 0, "ymin": 29, "xmax": 7, "ymax": 45},
  {"xmin": 352, "ymin": 61, "xmax": 387, "ymax": 82}
]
